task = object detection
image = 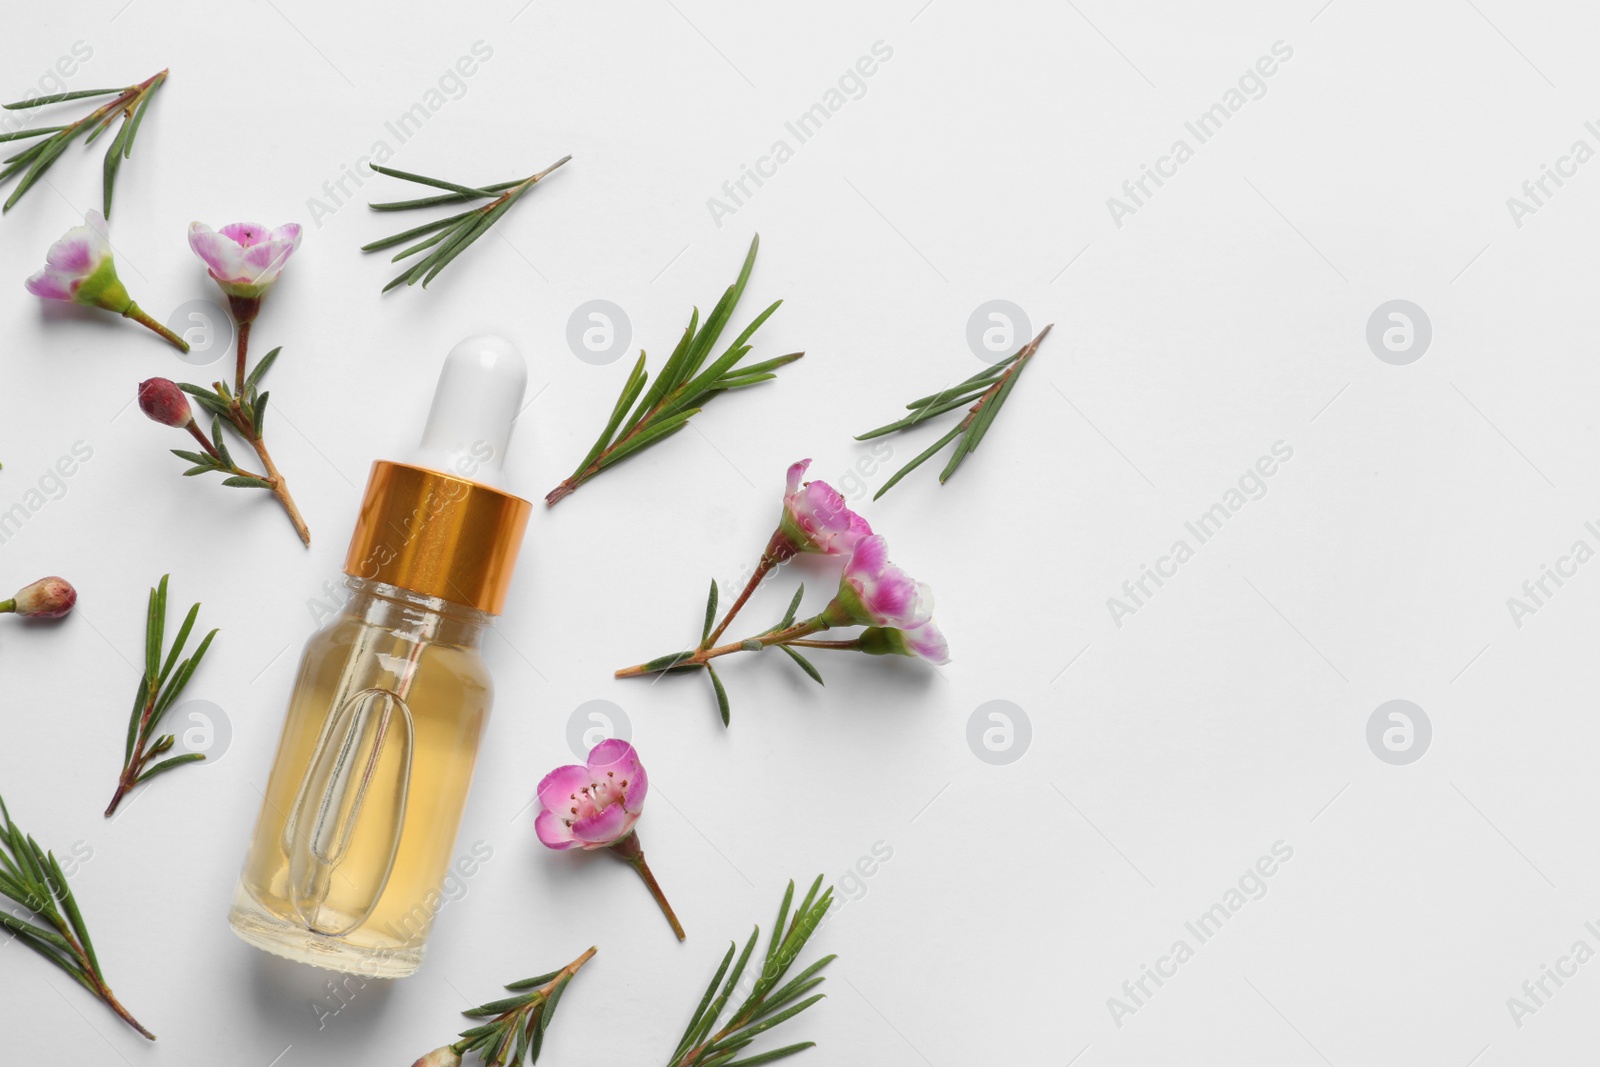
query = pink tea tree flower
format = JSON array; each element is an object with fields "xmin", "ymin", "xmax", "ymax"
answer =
[
  {"xmin": 2, "ymin": 577, "xmax": 76, "ymax": 619},
  {"xmin": 187, "ymin": 221, "xmax": 300, "ymax": 390},
  {"xmin": 618, "ymin": 529, "xmax": 950, "ymax": 725},
  {"xmin": 533, "ymin": 740, "xmax": 683, "ymax": 940},
  {"xmin": 702, "ymin": 457, "xmax": 874, "ymax": 648},
  {"xmin": 820, "ymin": 534, "xmax": 935, "ymax": 630},
  {"xmin": 25, "ymin": 211, "xmax": 188, "ymax": 352},
  {"xmin": 188, "ymin": 221, "xmax": 300, "ymax": 303},
  {"xmin": 778, "ymin": 458, "xmax": 874, "ymax": 558}
]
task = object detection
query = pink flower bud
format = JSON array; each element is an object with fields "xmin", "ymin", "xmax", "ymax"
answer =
[
  {"xmin": 7, "ymin": 577, "xmax": 76, "ymax": 618},
  {"xmin": 138, "ymin": 378, "xmax": 194, "ymax": 428}
]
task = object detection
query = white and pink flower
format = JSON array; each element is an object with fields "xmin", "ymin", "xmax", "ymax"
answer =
[
  {"xmin": 824, "ymin": 534, "xmax": 935, "ymax": 630},
  {"xmin": 25, "ymin": 210, "xmax": 124, "ymax": 307},
  {"xmin": 775, "ymin": 458, "xmax": 873, "ymax": 558},
  {"xmin": 187, "ymin": 221, "xmax": 301, "ymax": 304},
  {"xmin": 24, "ymin": 211, "xmax": 188, "ymax": 351}
]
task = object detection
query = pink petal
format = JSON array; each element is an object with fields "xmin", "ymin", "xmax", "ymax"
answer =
[
  {"xmin": 785, "ymin": 458, "xmax": 811, "ymax": 496},
  {"xmin": 905, "ymin": 620, "xmax": 951, "ymax": 665},
  {"xmin": 535, "ymin": 763, "xmax": 592, "ymax": 813},
  {"xmin": 571, "ymin": 802, "xmax": 632, "ymax": 846},
  {"xmin": 622, "ymin": 760, "xmax": 649, "ymax": 812},
  {"xmin": 44, "ymin": 235, "xmax": 94, "ymax": 274},
  {"xmin": 25, "ymin": 269, "xmax": 75, "ymax": 301},
  {"xmin": 219, "ymin": 222, "xmax": 269, "ymax": 247},
  {"xmin": 188, "ymin": 223, "xmax": 243, "ymax": 279},
  {"xmin": 587, "ymin": 738, "xmax": 638, "ymax": 773},
  {"xmin": 241, "ymin": 236, "xmax": 297, "ymax": 273},
  {"xmin": 534, "ymin": 810, "xmax": 580, "ymax": 850},
  {"xmin": 846, "ymin": 534, "xmax": 889, "ymax": 578}
]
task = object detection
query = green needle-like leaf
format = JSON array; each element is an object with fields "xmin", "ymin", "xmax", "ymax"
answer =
[
  {"xmin": 708, "ymin": 664, "xmax": 731, "ymax": 727},
  {"xmin": 3, "ymin": 88, "xmax": 119, "ymax": 109},
  {"xmin": 244, "ymin": 346, "xmax": 281, "ymax": 392},
  {"xmin": 133, "ymin": 752, "xmax": 205, "ymax": 783},
  {"xmin": 0, "ymin": 124, "xmax": 64, "ymax": 142},
  {"xmin": 776, "ymin": 644, "xmax": 823, "ymax": 685},
  {"xmin": 702, "ymin": 580, "xmax": 719, "ymax": 643}
]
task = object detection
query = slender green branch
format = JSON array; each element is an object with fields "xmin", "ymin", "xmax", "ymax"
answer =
[
  {"xmin": 858, "ymin": 323, "xmax": 1053, "ymax": 498},
  {"xmin": 105, "ymin": 575, "xmax": 217, "ymax": 817},
  {"xmin": 546, "ymin": 234, "xmax": 803, "ymax": 506},
  {"xmin": 0, "ymin": 794, "xmax": 154, "ymax": 1039}
]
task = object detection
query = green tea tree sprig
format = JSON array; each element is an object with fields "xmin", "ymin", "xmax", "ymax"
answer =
[
  {"xmin": 547, "ymin": 234, "xmax": 802, "ymax": 506},
  {"xmin": 857, "ymin": 323, "xmax": 1053, "ymax": 499},
  {"xmin": 409, "ymin": 947, "xmax": 596, "ymax": 1067},
  {"xmin": 618, "ymin": 529, "xmax": 950, "ymax": 726},
  {"xmin": 666, "ymin": 877, "xmax": 836, "ymax": 1067},
  {"xmin": 0, "ymin": 69, "xmax": 169, "ymax": 216},
  {"xmin": 362, "ymin": 156, "xmax": 571, "ymax": 293},
  {"xmin": 104, "ymin": 574, "xmax": 217, "ymax": 817},
  {"xmin": 0, "ymin": 794, "xmax": 154, "ymax": 1039}
]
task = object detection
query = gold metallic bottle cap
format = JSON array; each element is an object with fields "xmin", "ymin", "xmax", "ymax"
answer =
[{"xmin": 343, "ymin": 460, "xmax": 532, "ymax": 615}]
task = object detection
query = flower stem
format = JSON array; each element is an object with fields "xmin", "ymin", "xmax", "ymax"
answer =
[
  {"xmin": 233, "ymin": 318, "xmax": 251, "ymax": 396},
  {"xmin": 617, "ymin": 616, "xmax": 831, "ymax": 678},
  {"xmin": 702, "ymin": 553, "xmax": 776, "ymax": 649},
  {"xmin": 247, "ymin": 433, "xmax": 311, "ymax": 547},
  {"xmin": 123, "ymin": 303, "xmax": 189, "ymax": 353},
  {"xmin": 610, "ymin": 833, "xmax": 685, "ymax": 940},
  {"xmin": 185, "ymin": 421, "xmax": 219, "ymax": 460}
]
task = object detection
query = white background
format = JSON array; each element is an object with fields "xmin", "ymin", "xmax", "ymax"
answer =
[{"xmin": 3, "ymin": 0, "xmax": 1599, "ymax": 1063}]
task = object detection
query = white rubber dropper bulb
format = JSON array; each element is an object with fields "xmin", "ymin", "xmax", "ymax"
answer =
[{"xmin": 410, "ymin": 333, "xmax": 527, "ymax": 489}]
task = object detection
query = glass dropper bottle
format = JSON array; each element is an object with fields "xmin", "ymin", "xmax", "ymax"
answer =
[{"xmin": 229, "ymin": 334, "xmax": 532, "ymax": 977}]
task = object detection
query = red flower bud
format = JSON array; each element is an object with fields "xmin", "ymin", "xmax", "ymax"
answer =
[
  {"xmin": 138, "ymin": 378, "xmax": 193, "ymax": 428},
  {"xmin": 6, "ymin": 576, "xmax": 76, "ymax": 618}
]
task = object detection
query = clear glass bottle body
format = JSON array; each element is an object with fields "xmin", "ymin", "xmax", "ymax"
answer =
[{"xmin": 228, "ymin": 577, "xmax": 492, "ymax": 977}]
